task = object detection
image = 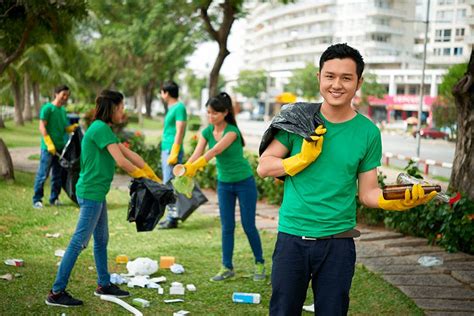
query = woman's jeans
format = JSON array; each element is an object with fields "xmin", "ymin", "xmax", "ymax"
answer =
[
  {"xmin": 217, "ymin": 176, "xmax": 264, "ymax": 269},
  {"xmin": 52, "ymin": 197, "xmax": 110, "ymax": 292},
  {"xmin": 33, "ymin": 148, "xmax": 63, "ymax": 205},
  {"xmin": 161, "ymin": 148, "xmax": 183, "ymax": 221}
]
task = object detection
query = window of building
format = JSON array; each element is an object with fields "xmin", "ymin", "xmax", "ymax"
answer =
[
  {"xmin": 456, "ymin": 9, "xmax": 467, "ymax": 19},
  {"xmin": 454, "ymin": 47, "xmax": 463, "ymax": 55},
  {"xmin": 443, "ymin": 48, "xmax": 451, "ymax": 55},
  {"xmin": 435, "ymin": 29, "xmax": 452, "ymax": 42},
  {"xmin": 433, "ymin": 48, "xmax": 441, "ymax": 55},
  {"xmin": 438, "ymin": 0, "xmax": 454, "ymax": 4},
  {"xmin": 436, "ymin": 10, "xmax": 453, "ymax": 20},
  {"xmin": 397, "ymin": 86, "xmax": 405, "ymax": 95},
  {"xmin": 455, "ymin": 28, "xmax": 465, "ymax": 36},
  {"xmin": 375, "ymin": 0, "xmax": 391, "ymax": 9},
  {"xmin": 371, "ymin": 33, "xmax": 389, "ymax": 42}
]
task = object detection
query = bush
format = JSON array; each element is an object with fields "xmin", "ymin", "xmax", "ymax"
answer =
[{"xmin": 187, "ymin": 114, "xmax": 201, "ymax": 131}]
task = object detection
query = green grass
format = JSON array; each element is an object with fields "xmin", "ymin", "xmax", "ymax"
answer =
[
  {"xmin": 127, "ymin": 116, "xmax": 164, "ymax": 131},
  {"xmin": 0, "ymin": 172, "xmax": 422, "ymax": 315},
  {"xmin": 0, "ymin": 119, "xmax": 41, "ymax": 148}
]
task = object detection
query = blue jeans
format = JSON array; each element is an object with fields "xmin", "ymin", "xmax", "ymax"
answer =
[
  {"xmin": 52, "ymin": 197, "xmax": 110, "ymax": 292},
  {"xmin": 217, "ymin": 176, "xmax": 264, "ymax": 269},
  {"xmin": 33, "ymin": 148, "xmax": 63, "ymax": 204},
  {"xmin": 161, "ymin": 148, "xmax": 183, "ymax": 220},
  {"xmin": 269, "ymin": 232, "xmax": 356, "ymax": 316}
]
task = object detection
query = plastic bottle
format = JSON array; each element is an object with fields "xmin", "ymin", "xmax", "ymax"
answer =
[{"xmin": 232, "ymin": 292, "xmax": 261, "ymax": 304}]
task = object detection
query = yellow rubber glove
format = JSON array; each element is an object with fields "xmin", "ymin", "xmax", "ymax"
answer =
[
  {"xmin": 167, "ymin": 143, "xmax": 181, "ymax": 165},
  {"xmin": 43, "ymin": 135, "xmax": 56, "ymax": 155},
  {"xmin": 183, "ymin": 156, "xmax": 208, "ymax": 177},
  {"xmin": 378, "ymin": 184, "xmax": 438, "ymax": 211},
  {"xmin": 65, "ymin": 123, "xmax": 79, "ymax": 133},
  {"xmin": 142, "ymin": 163, "xmax": 162, "ymax": 183},
  {"xmin": 128, "ymin": 167, "xmax": 148, "ymax": 179},
  {"xmin": 282, "ymin": 125, "xmax": 326, "ymax": 176}
]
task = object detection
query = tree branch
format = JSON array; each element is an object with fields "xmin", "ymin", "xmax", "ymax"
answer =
[{"xmin": 199, "ymin": 0, "xmax": 218, "ymax": 42}]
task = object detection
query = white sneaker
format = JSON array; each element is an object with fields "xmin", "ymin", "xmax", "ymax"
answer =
[
  {"xmin": 50, "ymin": 199, "xmax": 62, "ymax": 206},
  {"xmin": 33, "ymin": 201, "xmax": 43, "ymax": 209}
]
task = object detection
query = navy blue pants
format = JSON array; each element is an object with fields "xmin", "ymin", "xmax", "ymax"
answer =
[{"xmin": 270, "ymin": 232, "xmax": 356, "ymax": 316}]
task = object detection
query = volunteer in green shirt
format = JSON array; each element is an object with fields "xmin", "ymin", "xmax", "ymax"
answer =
[
  {"xmin": 258, "ymin": 44, "xmax": 437, "ymax": 315},
  {"xmin": 159, "ymin": 81, "xmax": 187, "ymax": 229},
  {"xmin": 182, "ymin": 92, "xmax": 265, "ymax": 282},
  {"xmin": 45, "ymin": 90, "xmax": 161, "ymax": 308},
  {"xmin": 32, "ymin": 85, "xmax": 78, "ymax": 208}
]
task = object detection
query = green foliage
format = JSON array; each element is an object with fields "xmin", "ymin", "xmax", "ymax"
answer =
[
  {"xmin": 404, "ymin": 159, "xmax": 423, "ymax": 179},
  {"xmin": 184, "ymin": 70, "xmax": 207, "ymax": 103},
  {"xmin": 285, "ymin": 63, "xmax": 319, "ymax": 100},
  {"xmin": 187, "ymin": 114, "xmax": 202, "ymax": 131},
  {"xmin": 360, "ymin": 73, "xmax": 386, "ymax": 107},
  {"xmin": 234, "ymin": 69, "xmax": 267, "ymax": 99},
  {"xmin": 119, "ymin": 131, "xmax": 162, "ymax": 178},
  {"xmin": 439, "ymin": 63, "xmax": 467, "ymax": 102},
  {"xmin": 65, "ymin": 102, "xmax": 94, "ymax": 114},
  {"xmin": 432, "ymin": 100, "xmax": 457, "ymax": 137}
]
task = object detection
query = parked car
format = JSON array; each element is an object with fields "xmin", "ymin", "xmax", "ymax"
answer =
[{"xmin": 412, "ymin": 127, "xmax": 449, "ymax": 140}]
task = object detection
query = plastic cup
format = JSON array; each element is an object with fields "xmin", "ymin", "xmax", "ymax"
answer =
[{"xmin": 173, "ymin": 164, "xmax": 186, "ymax": 177}]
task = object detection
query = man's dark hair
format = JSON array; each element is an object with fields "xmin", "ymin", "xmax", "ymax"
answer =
[
  {"xmin": 93, "ymin": 90, "xmax": 124, "ymax": 124},
  {"xmin": 54, "ymin": 85, "xmax": 70, "ymax": 94},
  {"xmin": 161, "ymin": 81, "xmax": 179, "ymax": 98},
  {"xmin": 319, "ymin": 43, "xmax": 365, "ymax": 79}
]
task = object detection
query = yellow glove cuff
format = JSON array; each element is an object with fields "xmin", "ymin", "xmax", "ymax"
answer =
[
  {"xmin": 142, "ymin": 163, "xmax": 162, "ymax": 183},
  {"xmin": 128, "ymin": 167, "xmax": 147, "ymax": 179},
  {"xmin": 167, "ymin": 143, "xmax": 181, "ymax": 165},
  {"xmin": 65, "ymin": 123, "xmax": 79, "ymax": 133},
  {"xmin": 44, "ymin": 135, "xmax": 56, "ymax": 155}
]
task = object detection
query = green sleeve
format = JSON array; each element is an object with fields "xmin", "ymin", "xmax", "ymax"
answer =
[
  {"xmin": 358, "ymin": 130, "xmax": 382, "ymax": 173},
  {"xmin": 93, "ymin": 124, "xmax": 119, "ymax": 150},
  {"xmin": 176, "ymin": 104, "xmax": 187, "ymax": 122},
  {"xmin": 39, "ymin": 104, "xmax": 50, "ymax": 121},
  {"xmin": 274, "ymin": 130, "xmax": 292, "ymax": 151}
]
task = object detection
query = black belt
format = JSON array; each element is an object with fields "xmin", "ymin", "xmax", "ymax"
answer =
[{"xmin": 302, "ymin": 229, "xmax": 360, "ymax": 241}]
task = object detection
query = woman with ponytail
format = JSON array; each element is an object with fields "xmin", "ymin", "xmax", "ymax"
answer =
[
  {"xmin": 182, "ymin": 92, "xmax": 265, "ymax": 282},
  {"xmin": 45, "ymin": 90, "xmax": 161, "ymax": 308}
]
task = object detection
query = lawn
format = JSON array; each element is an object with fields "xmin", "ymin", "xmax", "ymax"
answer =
[
  {"xmin": 0, "ymin": 119, "xmax": 41, "ymax": 148},
  {"xmin": 0, "ymin": 172, "xmax": 422, "ymax": 315}
]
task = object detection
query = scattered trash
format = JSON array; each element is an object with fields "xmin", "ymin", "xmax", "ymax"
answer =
[
  {"xmin": 164, "ymin": 299, "xmax": 184, "ymax": 304},
  {"xmin": 111, "ymin": 273, "xmax": 128, "ymax": 285},
  {"xmin": 100, "ymin": 294, "xmax": 143, "ymax": 316},
  {"xmin": 45, "ymin": 233, "xmax": 61, "ymax": 238},
  {"xmin": 54, "ymin": 249, "xmax": 65, "ymax": 257},
  {"xmin": 170, "ymin": 263, "xmax": 185, "ymax": 274},
  {"xmin": 232, "ymin": 292, "xmax": 261, "ymax": 304},
  {"xmin": 170, "ymin": 282, "xmax": 185, "ymax": 295},
  {"xmin": 1, "ymin": 273, "xmax": 13, "ymax": 281},
  {"xmin": 4, "ymin": 259, "xmax": 24, "ymax": 267},
  {"xmin": 88, "ymin": 266, "xmax": 94, "ymax": 270},
  {"xmin": 146, "ymin": 282, "xmax": 160, "ymax": 289},
  {"xmin": 186, "ymin": 284, "xmax": 196, "ymax": 292},
  {"xmin": 126, "ymin": 257, "xmax": 158, "ymax": 276},
  {"xmin": 149, "ymin": 276, "xmax": 166, "ymax": 283},
  {"xmin": 116, "ymin": 255, "xmax": 129, "ymax": 264},
  {"xmin": 158, "ymin": 287, "xmax": 164, "ymax": 295},
  {"xmin": 127, "ymin": 275, "xmax": 150, "ymax": 288},
  {"xmin": 160, "ymin": 256, "xmax": 176, "ymax": 269},
  {"xmin": 173, "ymin": 310, "xmax": 190, "ymax": 316},
  {"xmin": 418, "ymin": 256, "xmax": 443, "ymax": 267},
  {"xmin": 132, "ymin": 298, "xmax": 150, "ymax": 308},
  {"xmin": 303, "ymin": 303, "xmax": 315, "ymax": 312}
]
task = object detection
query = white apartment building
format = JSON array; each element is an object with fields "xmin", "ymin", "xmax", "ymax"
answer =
[{"xmin": 238, "ymin": 0, "xmax": 473, "ymax": 123}]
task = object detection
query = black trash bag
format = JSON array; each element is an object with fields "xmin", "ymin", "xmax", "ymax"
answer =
[
  {"xmin": 59, "ymin": 127, "xmax": 83, "ymax": 204},
  {"xmin": 175, "ymin": 182, "xmax": 208, "ymax": 222},
  {"xmin": 128, "ymin": 178, "xmax": 176, "ymax": 232},
  {"xmin": 258, "ymin": 102, "xmax": 324, "ymax": 157}
]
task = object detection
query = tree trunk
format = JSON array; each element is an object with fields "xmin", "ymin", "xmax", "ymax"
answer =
[
  {"xmin": 8, "ymin": 70, "xmax": 24, "ymax": 126},
  {"xmin": 136, "ymin": 87, "xmax": 144, "ymax": 129},
  {"xmin": 144, "ymin": 80, "xmax": 156, "ymax": 118},
  {"xmin": 0, "ymin": 138, "xmax": 15, "ymax": 181},
  {"xmin": 209, "ymin": 46, "xmax": 229, "ymax": 98},
  {"xmin": 23, "ymin": 73, "xmax": 32, "ymax": 122},
  {"xmin": 32, "ymin": 81, "xmax": 41, "ymax": 118},
  {"xmin": 450, "ymin": 50, "xmax": 474, "ymax": 200},
  {"xmin": 0, "ymin": 115, "xmax": 5, "ymax": 129}
]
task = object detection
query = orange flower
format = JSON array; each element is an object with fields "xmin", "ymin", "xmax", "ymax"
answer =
[
  {"xmin": 436, "ymin": 233, "xmax": 442, "ymax": 240},
  {"xmin": 134, "ymin": 131, "xmax": 142, "ymax": 137},
  {"xmin": 123, "ymin": 142, "xmax": 130, "ymax": 148},
  {"xmin": 467, "ymin": 214, "xmax": 474, "ymax": 221},
  {"xmin": 191, "ymin": 134, "xmax": 198, "ymax": 141}
]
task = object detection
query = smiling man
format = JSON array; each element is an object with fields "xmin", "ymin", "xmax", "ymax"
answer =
[{"xmin": 257, "ymin": 43, "xmax": 437, "ymax": 315}]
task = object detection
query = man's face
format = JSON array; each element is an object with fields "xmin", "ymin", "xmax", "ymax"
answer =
[
  {"xmin": 56, "ymin": 90, "xmax": 70, "ymax": 105},
  {"xmin": 160, "ymin": 90, "xmax": 168, "ymax": 102},
  {"xmin": 317, "ymin": 58, "xmax": 362, "ymax": 108}
]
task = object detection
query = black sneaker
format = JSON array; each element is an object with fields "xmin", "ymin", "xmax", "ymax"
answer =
[
  {"xmin": 94, "ymin": 283, "xmax": 130, "ymax": 297},
  {"xmin": 158, "ymin": 219, "xmax": 178, "ymax": 229},
  {"xmin": 45, "ymin": 290, "xmax": 83, "ymax": 307}
]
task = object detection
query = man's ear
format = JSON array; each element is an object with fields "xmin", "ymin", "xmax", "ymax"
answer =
[
  {"xmin": 357, "ymin": 76, "xmax": 364, "ymax": 91},
  {"xmin": 316, "ymin": 72, "xmax": 321, "ymax": 83}
]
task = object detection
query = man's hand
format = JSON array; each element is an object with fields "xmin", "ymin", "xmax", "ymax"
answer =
[
  {"xmin": 167, "ymin": 143, "xmax": 181, "ymax": 165},
  {"xmin": 65, "ymin": 123, "xmax": 79, "ymax": 133},
  {"xmin": 44, "ymin": 135, "xmax": 56, "ymax": 155},
  {"xmin": 128, "ymin": 167, "xmax": 148, "ymax": 179},
  {"xmin": 378, "ymin": 184, "xmax": 438, "ymax": 211}
]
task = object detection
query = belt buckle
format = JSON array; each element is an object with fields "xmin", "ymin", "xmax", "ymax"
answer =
[{"xmin": 302, "ymin": 236, "xmax": 318, "ymax": 241}]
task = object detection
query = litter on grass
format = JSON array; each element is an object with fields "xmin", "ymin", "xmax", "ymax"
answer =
[
  {"xmin": 170, "ymin": 263, "xmax": 185, "ymax": 274},
  {"xmin": 126, "ymin": 257, "xmax": 158, "ymax": 276}
]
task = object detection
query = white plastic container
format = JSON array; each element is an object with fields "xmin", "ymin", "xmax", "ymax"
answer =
[{"xmin": 232, "ymin": 292, "xmax": 261, "ymax": 304}]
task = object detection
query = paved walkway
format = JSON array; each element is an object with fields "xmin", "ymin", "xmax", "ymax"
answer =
[{"xmin": 9, "ymin": 146, "xmax": 473, "ymax": 314}]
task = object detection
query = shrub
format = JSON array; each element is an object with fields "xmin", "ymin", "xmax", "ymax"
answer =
[{"xmin": 187, "ymin": 114, "xmax": 201, "ymax": 131}]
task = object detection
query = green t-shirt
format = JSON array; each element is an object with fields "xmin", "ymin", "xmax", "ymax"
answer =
[
  {"xmin": 275, "ymin": 112, "xmax": 382, "ymax": 237},
  {"xmin": 202, "ymin": 124, "xmax": 253, "ymax": 183},
  {"xmin": 39, "ymin": 102, "xmax": 69, "ymax": 151},
  {"xmin": 75, "ymin": 120, "xmax": 119, "ymax": 202},
  {"xmin": 161, "ymin": 101, "xmax": 187, "ymax": 151}
]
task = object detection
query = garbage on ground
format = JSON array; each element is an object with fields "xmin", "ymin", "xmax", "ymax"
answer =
[
  {"xmin": 100, "ymin": 294, "xmax": 143, "ymax": 316},
  {"xmin": 173, "ymin": 310, "xmax": 190, "ymax": 316},
  {"xmin": 160, "ymin": 256, "xmax": 176, "ymax": 269},
  {"xmin": 45, "ymin": 233, "xmax": 61, "ymax": 238},
  {"xmin": 132, "ymin": 298, "xmax": 150, "ymax": 308},
  {"xmin": 127, "ymin": 275, "xmax": 151, "ymax": 288},
  {"xmin": 1, "ymin": 273, "xmax": 13, "ymax": 281},
  {"xmin": 170, "ymin": 263, "xmax": 185, "ymax": 274},
  {"xmin": 303, "ymin": 304, "xmax": 314, "ymax": 312},
  {"xmin": 116, "ymin": 255, "xmax": 129, "ymax": 264},
  {"xmin": 126, "ymin": 257, "xmax": 158, "ymax": 276},
  {"xmin": 145, "ymin": 282, "xmax": 160, "ymax": 289},
  {"xmin": 170, "ymin": 282, "xmax": 185, "ymax": 295},
  {"xmin": 149, "ymin": 276, "xmax": 166, "ymax": 283},
  {"xmin": 164, "ymin": 299, "xmax": 184, "ymax": 303},
  {"xmin": 158, "ymin": 287, "xmax": 164, "ymax": 295},
  {"xmin": 418, "ymin": 256, "xmax": 444, "ymax": 267},
  {"xmin": 4, "ymin": 259, "xmax": 24, "ymax": 267},
  {"xmin": 186, "ymin": 284, "xmax": 196, "ymax": 292},
  {"xmin": 110, "ymin": 273, "xmax": 128, "ymax": 285},
  {"xmin": 54, "ymin": 249, "xmax": 65, "ymax": 257},
  {"xmin": 232, "ymin": 292, "xmax": 261, "ymax": 304}
]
